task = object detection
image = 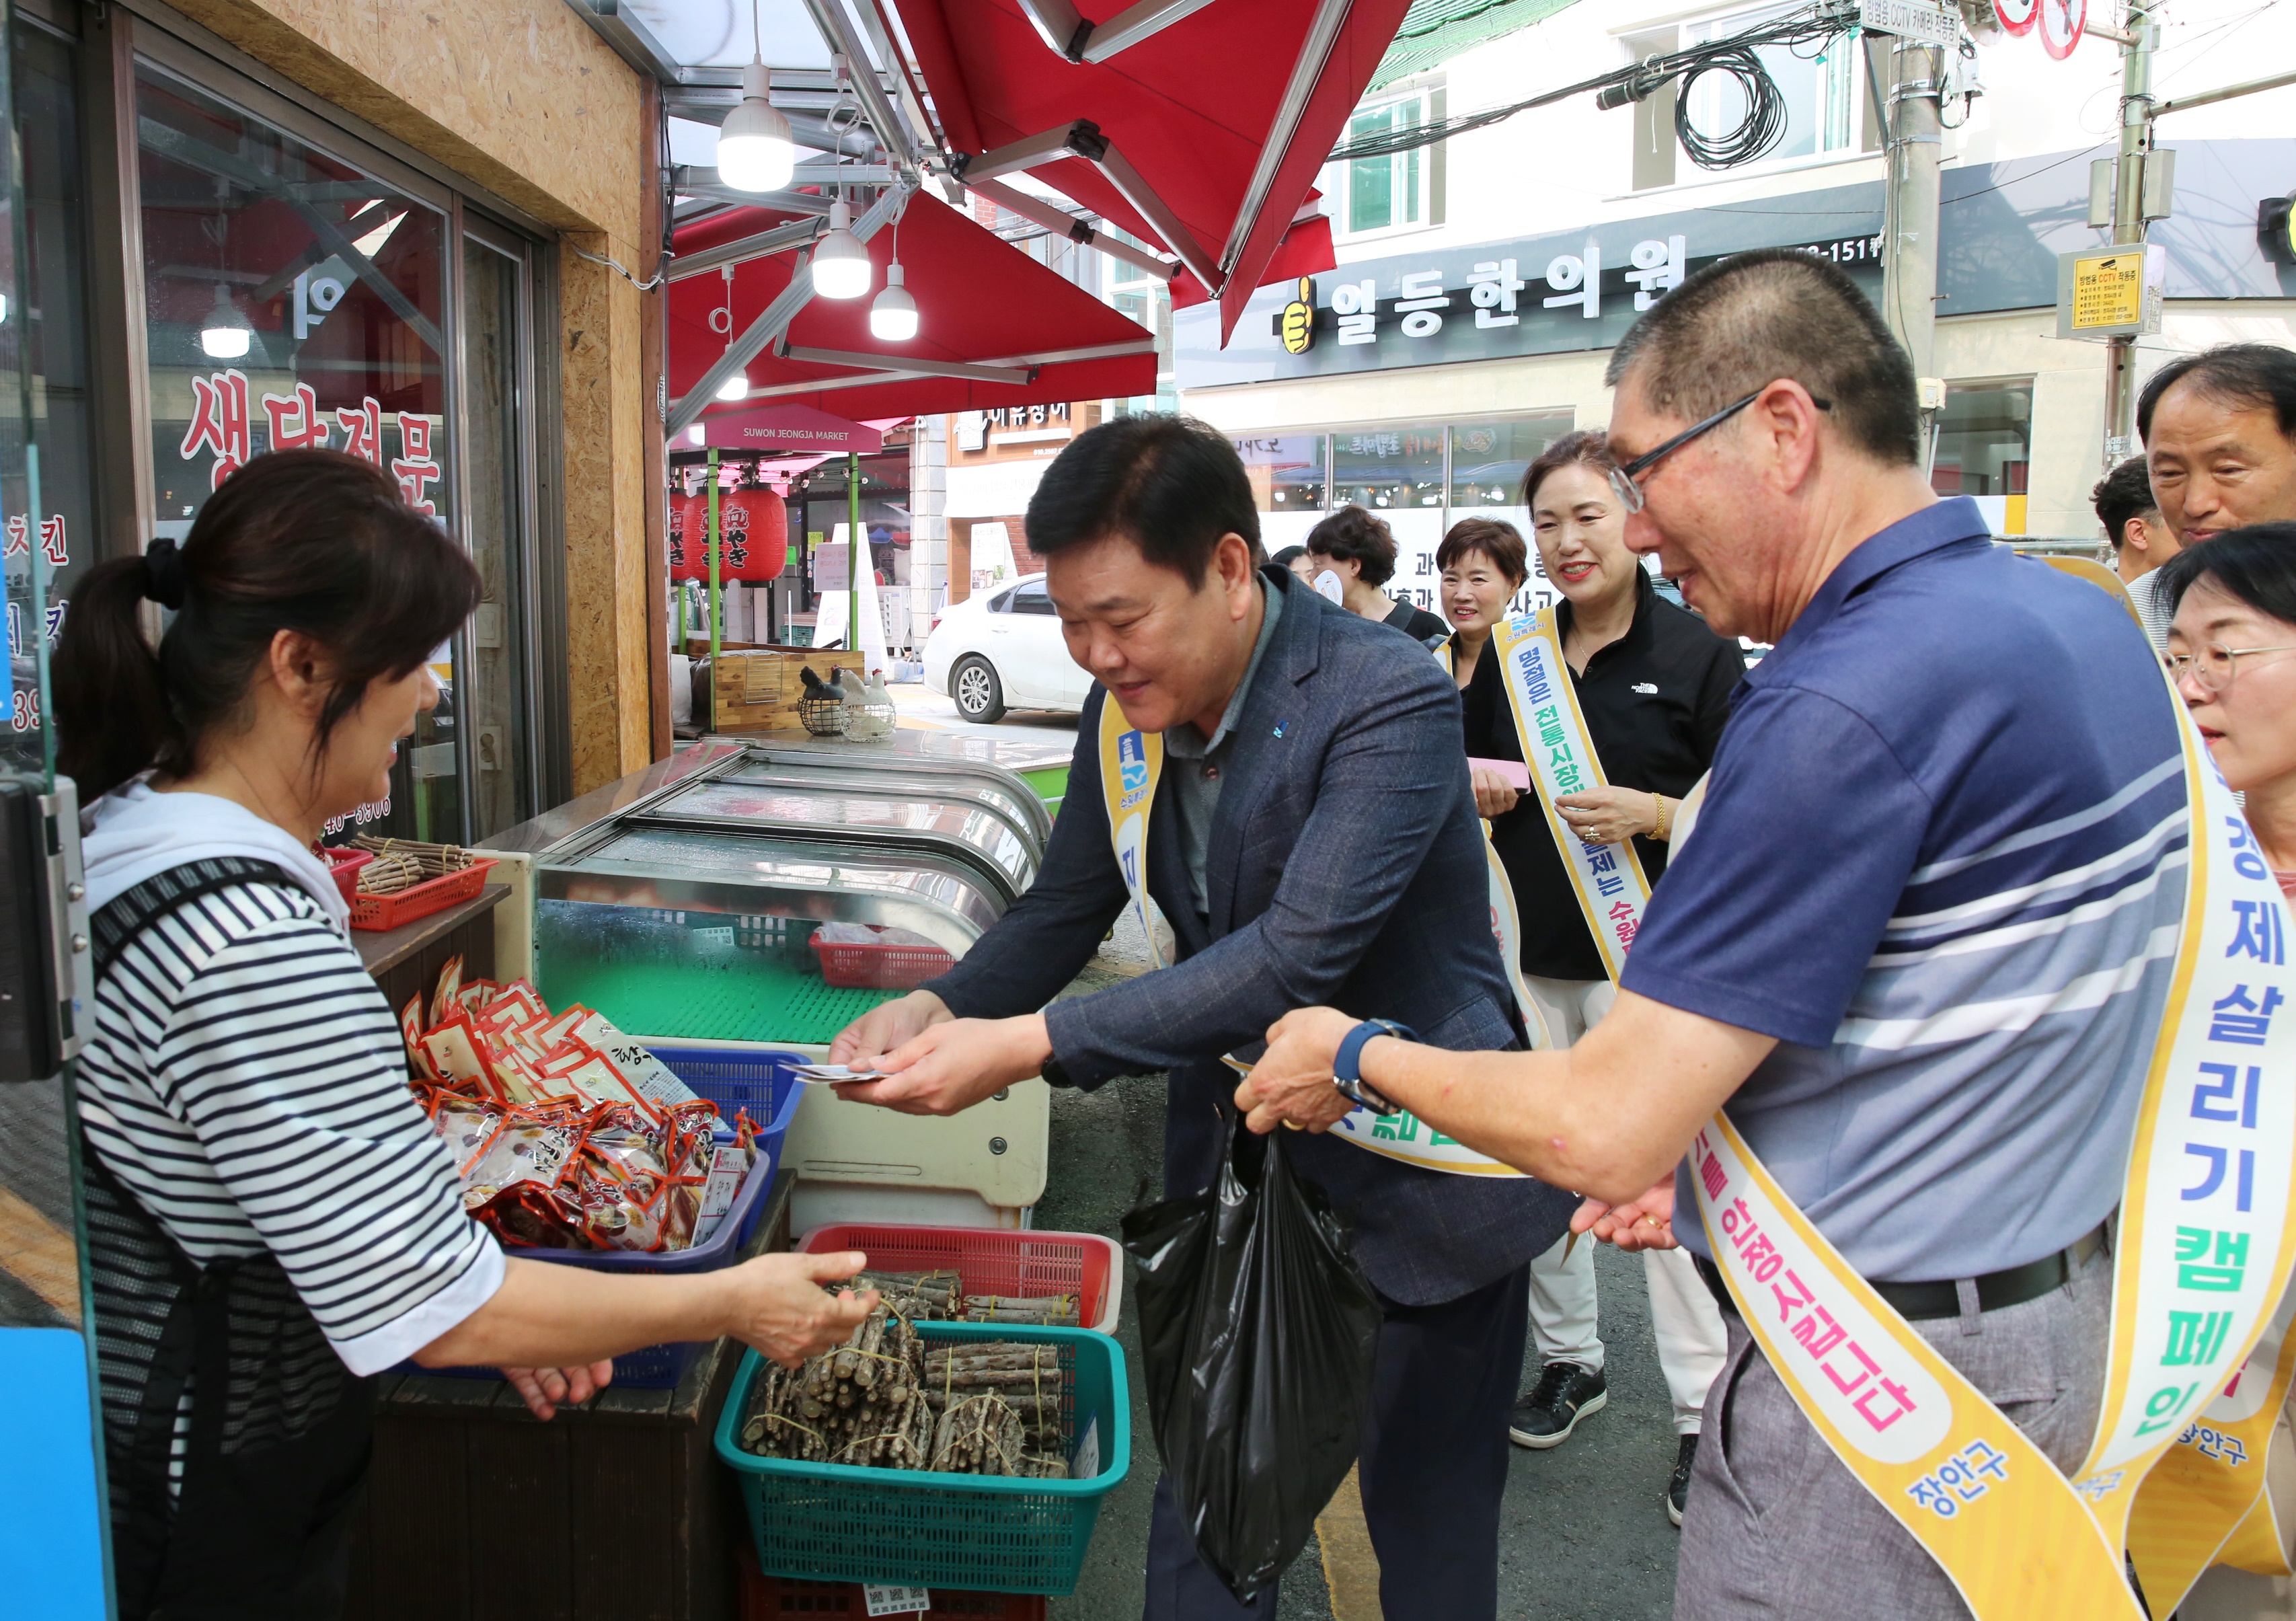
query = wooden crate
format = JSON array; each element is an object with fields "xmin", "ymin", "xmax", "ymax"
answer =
[
  {"xmin": 343, "ymin": 1176, "xmax": 795, "ymax": 1621},
  {"xmin": 709, "ymin": 646, "xmax": 865, "ymax": 734}
]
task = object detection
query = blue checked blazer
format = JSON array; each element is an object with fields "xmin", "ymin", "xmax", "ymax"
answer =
[{"xmin": 925, "ymin": 564, "xmax": 1577, "ymax": 1305}]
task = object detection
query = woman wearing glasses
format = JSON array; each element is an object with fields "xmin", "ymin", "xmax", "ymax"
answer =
[
  {"xmin": 2161, "ymin": 523, "xmax": 2296, "ymax": 897},
  {"xmin": 1461, "ymin": 430, "xmax": 1745, "ymax": 1523}
]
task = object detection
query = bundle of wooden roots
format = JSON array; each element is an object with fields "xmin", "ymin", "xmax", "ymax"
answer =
[
  {"xmin": 354, "ymin": 836, "xmax": 478, "ymax": 896},
  {"xmin": 737, "ymin": 1300, "xmax": 1069, "ymax": 1478},
  {"xmin": 849, "ymin": 1267, "xmax": 1082, "ymax": 1328}
]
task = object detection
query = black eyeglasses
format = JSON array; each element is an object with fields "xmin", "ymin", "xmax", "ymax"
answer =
[{"xmin": 1607, "ymin": 389, "xmax": 1833, "ymax": 515}]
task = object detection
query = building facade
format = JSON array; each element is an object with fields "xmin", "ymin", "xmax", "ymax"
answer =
[
  {"xmin": 1176, "ymin": 0, "xmax": 2296, "ymax": 620},
  {"xmin": 9, "ymin": 0, "xmax": 665, "ymax": 833}
]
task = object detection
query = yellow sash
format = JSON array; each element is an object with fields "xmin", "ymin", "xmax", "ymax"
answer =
[
  {"xmin": 1490, "ymin": 608, "xmax": 1652, "ymax": 983},
  {"xmin": 1096, "ymin": 670, "xmax": 1534, "ymax": 1176},
  {"xmin": 1689, "ymin": 669, "xmax": 2296, "ymax": 1617}
]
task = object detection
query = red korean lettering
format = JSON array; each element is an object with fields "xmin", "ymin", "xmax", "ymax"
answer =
[
  {"xmin": 1699, "ymin": 1145, "xmax": 1728, "ymax": 1203},
  {"xmin": 179, "ymin": 369, "xmax": 252, "ymax": 488},
  {"xmin": 337, "ymin": 396, "xmax": 383, "ymax": 463},
  {"xmin": 1743, "ymin": 1230, "xmax": 1784, "ymax": 1284},
  {"xmin": 3, "ymin": 516, "xmax": 26, "ymax": 558},
  {"xmin": 261, "ymin": 382, "xmax": 330, "ymax": 451},
  {"xmin": 38, "ymin": 516, "xmax": 67, "ymax": 568},
  {"xmin": 392, "ymin": 414, "xmax": 441, "ymax": 515}
]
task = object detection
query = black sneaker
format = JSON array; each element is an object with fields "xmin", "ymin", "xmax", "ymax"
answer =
[
  {"xmin": 1667, "ymin": 1433, "xmax": 1698, "ymax": 1526},
  {"xmin": 1508, "ymin": 1361, "xmax": 1607, "ymax": 1449}
]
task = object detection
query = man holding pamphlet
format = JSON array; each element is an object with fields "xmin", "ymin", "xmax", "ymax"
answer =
[
  {"xmin": 827, "ymin": 414, "xmax": 1578, "ymax": 1619},
  {"xmin": 1241, "ymin": 250, "xmax": 2296, "ymax": 1620}
]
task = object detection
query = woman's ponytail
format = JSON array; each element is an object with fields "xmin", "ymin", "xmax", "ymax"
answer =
[
  {"xmin": 51, "ymin": 450, "xmax": 480, "ymax": 806},
  {"xmin": 52, "ymin": 545, "xmax": 185, "ymax": 802}
]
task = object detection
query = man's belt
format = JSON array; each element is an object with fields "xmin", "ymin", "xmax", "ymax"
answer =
[{"xmin": 1696, "ymin": 1223, "xmax": 2108, "ymax": 1323}]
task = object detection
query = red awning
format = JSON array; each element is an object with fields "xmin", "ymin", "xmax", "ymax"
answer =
[
  {"xmin": 669, "ymin": 193, "xmax": 1156, "ymax": 420},
  {"xmin": 890, "ymin": 0, "xmax": 1410, "ymax": 340}
]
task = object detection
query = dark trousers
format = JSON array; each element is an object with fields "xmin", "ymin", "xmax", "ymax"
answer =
[{"xmin": 1143, "ymin": 1261, "xmax": 1530, "ymax": 1621}]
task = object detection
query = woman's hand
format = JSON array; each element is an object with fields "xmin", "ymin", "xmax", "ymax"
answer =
[
  {"xmin": 722, "ymin": 1250, "xmax": 880, "ymax": 1369},
  {"xmin": 831, "ymin": 989, "xmax": 953, "ymax": 1067},
  {"xmin": 1235, "ymin": 1006, "xmax": 1363, "ymax": 1134},
  {"xmin": 1570, "ymin": 1177, "xmax": 1679, "ymax": 1251},
  {"xmin": 1471, "ymin": 765, "xmax": 1523, "ymax": 821},
  {"xmin": 1555, "ymin": 786, "xmax": 1660, "ymax": 847},
  {"xmin": 502, "ymin": 1362, "xmax": 614, "ymax": 1421}
]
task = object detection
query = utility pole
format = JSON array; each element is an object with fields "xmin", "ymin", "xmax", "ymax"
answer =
[
  {"xmin": 1879, "ymin": 31, "xmax": 1946, "ymax": 467},
  {"xmin": 2100, "ymin": 0, "xmax": 2161, "ymax": 471}
]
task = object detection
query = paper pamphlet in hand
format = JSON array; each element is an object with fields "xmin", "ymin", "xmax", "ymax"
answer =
[
  {"xmin": 789, "ymin": 1062, "xmax": 892, "ymax": 1084},
  {"xmin": 1467, "ymin": 757, "xmax": 1531, "ymax": 791}
]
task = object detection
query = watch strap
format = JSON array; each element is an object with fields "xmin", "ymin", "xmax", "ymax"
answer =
[{"xmin": 1335, "ymin": 1018, "xmax": 1417, "ymax": 1115}]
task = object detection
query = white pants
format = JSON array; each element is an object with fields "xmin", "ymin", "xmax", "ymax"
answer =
[{"xmin": 1521, "ymin": 975, "xmax": 1730, "ymax": 1435}]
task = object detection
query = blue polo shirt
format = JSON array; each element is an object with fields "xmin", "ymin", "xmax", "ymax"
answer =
[{"xmin": 1623, "ymin": 497, "xmax": 2185, "ymax": 1282}]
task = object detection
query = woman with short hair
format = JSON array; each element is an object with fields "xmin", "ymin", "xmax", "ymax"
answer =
[
  {"xmin": 56, "ymin": 449, "xmax": 872, "ymax": 1621},
  {"xmin": 1460, "ymin": 430, "xmax": 1744, "ymax": 1526},
  {"xmin": 1305, "ymin": 503, "xmax": 1450, "ymax": 642}
]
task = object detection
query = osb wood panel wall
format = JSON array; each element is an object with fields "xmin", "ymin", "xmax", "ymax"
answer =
[{"xmin": 163, "ymin": 0, "xmax": 660, "ymax": 794}]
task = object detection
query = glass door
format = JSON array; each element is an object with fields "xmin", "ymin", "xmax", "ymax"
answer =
[
  {"xmin": 0, "ymin": 11, "xmax": 110, "ymax": 1612},
  {"xmin": 457, "ymin": 225, "xmax": 537, "ymax": 840}
]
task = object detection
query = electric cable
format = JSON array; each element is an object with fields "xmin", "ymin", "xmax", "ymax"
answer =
[{"xmin": 1328, "ymin": 0, "xmax": 1860, "ymax": 171}]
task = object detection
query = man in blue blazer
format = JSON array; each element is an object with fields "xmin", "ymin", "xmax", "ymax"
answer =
[{"xmin": 831, "ymin": 415, "xmax": 1577, "ymax": 1618}]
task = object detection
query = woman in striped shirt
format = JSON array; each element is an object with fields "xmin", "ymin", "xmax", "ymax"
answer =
[{"xmin": 54, "ymin": 450, "xmax": 874, "ymax": 1621}]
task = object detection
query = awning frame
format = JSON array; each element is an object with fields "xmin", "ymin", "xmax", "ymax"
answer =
[
  {"xmin": 951, "ymin": 120, "xmax": 1219, "ymax": 291},
  {"xmin": 734, "ymin": 333, "xmax": 1155, "ymax": 402},
  {"xmin": 1011, "ymin": 0, "xmax": 1227, "ymax": 63}
]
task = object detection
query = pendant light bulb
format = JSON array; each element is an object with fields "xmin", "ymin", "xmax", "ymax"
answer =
[
  {"xmin": 716, "ymin": 372, "xmax": 751, "ymax": 401},
  {"xmin": 812, "ymin": 199, "xmax": 872, "ymax": 301},
  {"xmin": 869, "ymin": 262, "xmax": 919, "ymax": 342},
  {"xmin": 199, "ymin": 280, "xmax": 253, "ymax": 360},
  {"xmin": 717, "ymin": 61, "xmax": 796, "ymax": 192}
]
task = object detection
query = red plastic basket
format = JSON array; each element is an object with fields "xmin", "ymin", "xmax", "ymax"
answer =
[
  {"xmin": 348, "ymin": 858, "xmax": 498, "ymax": 932},
  {"xmin": 317, "ymin": 845, "xmax": 373, "ymax": 902},
  {"xmin": 798, "ymin": 1222, "xmax": 1120, "ymax": 1333},
  {"xmin": 737, "ymin": 1548, "xmax": 1045, "ymax": 1620},
  {"xmin": 808, "ymin": 929, "xmax": 955, "ymax": 990}
]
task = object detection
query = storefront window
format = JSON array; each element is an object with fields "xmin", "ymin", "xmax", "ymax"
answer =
[
  {"xmin": 1233, "ymin": 432, "xmax": 1326, "ymax": 551},
  {"xmin": 12, "ymin": 19, "xmax": 93, "ymax": 713},
  {"xmin": 137, "ymin": 61, "xmax": 455, "ymax": 841},
  {"xmin": 1932, "ymin": 380, "xmax": 2032, "ymax": 533},
  {"xmin": 1445, "ymin": 413, "xmax": 1578, "ymax": 615}
]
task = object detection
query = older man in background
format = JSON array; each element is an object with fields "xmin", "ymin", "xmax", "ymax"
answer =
[{"xmin": 2141, "ymin": 342, "xmax": 2296, "ymax": 545}]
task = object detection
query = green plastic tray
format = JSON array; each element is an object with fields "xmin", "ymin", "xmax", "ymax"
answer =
[
  {"xmin": 716, "ymin": 1322, "xmax": 1130, "ymax": 1595},
  {"xmin": 536, "ymin": 954, "xmax": 899, "ymax": 1045}
]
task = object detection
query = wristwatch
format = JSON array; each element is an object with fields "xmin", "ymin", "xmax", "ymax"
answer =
[
  {"xmin": 1040, "ymin": 1053, "xmax": 1075, "ymax": 1090},
  {"xmin": 1333, "ymin": 1019, "xmax": 1416, "ymax": 1117}
]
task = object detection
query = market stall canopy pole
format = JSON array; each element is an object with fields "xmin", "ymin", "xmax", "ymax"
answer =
[
  {"xmin": 668, "ymin": 184, "xmax": 911, "ymax": 435},
  {"xmin": 960, "ymin": 175, "xmax": 1177, "ymax": 281},
  {"xmin": 890, "ymin": 0, "xmax": 1413, "ymax": 340},
  {"xmin": 668, "ymin": 217, "xmax": 824, "ymax": 281}
]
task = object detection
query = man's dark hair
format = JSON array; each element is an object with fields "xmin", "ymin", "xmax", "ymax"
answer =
[
  {"xmin": 1305, "ymin": 505, "xmax": 1398, "ymax": 587},
  {"xmin": 1604, "ymin": 247, "xmax": 1921, "ymax": 466},
  {"xmin": 2157, "ymin": 522, "xmax": 2296, "ymax": 626},
  {"xmin": 2137, "ymin": 344, "xmax": 2296, "ymax": 443},
  {"xmin": 1436, "ymin": 517, "xmax": 1528, "ymax": 586},
  {"xmin": 1023, "ymin": 413, "xmax": 1259, "ymax": 588},
  {"xmin": 2090, "ymin": 457, "xmax": 2159, "ymax": 552}
]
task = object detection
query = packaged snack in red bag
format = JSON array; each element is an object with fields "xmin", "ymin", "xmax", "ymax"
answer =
[
  {"xmin": 419, "ymin": 1013, "xmax": 501, "ymax": 1099},
  {"xmin": 459, "ymin": 1106, "xmax": 582, "ymax": 1210},
  {"xmin": 401, "ymin": 996, "xmax": 436, "ymax": 1082},
  {"xmin": 484, "ymin": 979, "xmax": 549, "ymax": 1028},
  {"xmin": 429, "ymin": 954, "xmax": 465, "ymax": 1030},
  {"xmin": 537, "ymin": 1043, "xmax": 656, "ymax": 1116},
  {"xmin": 434, "ymin": 1099, "xmax": 507, "ymax": 1175},
  {"xmin": 454, "ymin": 978, "xmax": 499, "ymax": 1018}
]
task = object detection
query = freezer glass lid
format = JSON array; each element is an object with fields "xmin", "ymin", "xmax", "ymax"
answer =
[
  {"xmin": 566, "ymin": 825, "xmax": 1003, "ymax": 920},
  {"xmin": 722, "ymin": 760, "xmax": 1038, "ymax": 846},
  {"xmin": 650, "ymin": 780, "xmax": 1034, "ymax": 889}
]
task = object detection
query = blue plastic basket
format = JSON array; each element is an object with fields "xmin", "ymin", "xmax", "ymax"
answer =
[
  {"xmin": 404, "ymin": 1046, "xmax": 809, "ymax": 1389},
  {"xmin": 716, "ymin": 1321, "xmax": 1131, "ymax": 1596}
]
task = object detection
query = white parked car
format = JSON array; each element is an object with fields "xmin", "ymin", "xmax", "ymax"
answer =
[{"xmin": 923, "ymin": 574, "xmax": 1094, "ymax": 722}]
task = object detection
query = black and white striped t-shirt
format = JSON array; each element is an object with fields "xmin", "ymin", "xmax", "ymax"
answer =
[{"xmin": 77, "ymin": 878, "xmax": 503, "ymax": 1376}]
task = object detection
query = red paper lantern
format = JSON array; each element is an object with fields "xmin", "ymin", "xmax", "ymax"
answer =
[{"xmin": 668, "ymin": 487, "xmax": 788, "ymax": 582}]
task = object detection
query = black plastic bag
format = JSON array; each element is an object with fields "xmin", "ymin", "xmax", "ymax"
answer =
[{"xmin": 1120, "ymin": 1122, "xmax": 1383, "ymax": 1602}]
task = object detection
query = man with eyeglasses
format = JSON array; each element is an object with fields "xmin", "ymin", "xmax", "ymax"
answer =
[{"xmin": 1238, "ymin": 248, "xmax": 2186, "ymax": 1620}]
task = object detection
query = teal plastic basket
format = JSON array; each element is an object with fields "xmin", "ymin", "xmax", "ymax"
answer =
[{"xmin": 714, "ymin": 1321, "xmax": 1131, "ymax": 1596}]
